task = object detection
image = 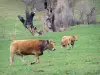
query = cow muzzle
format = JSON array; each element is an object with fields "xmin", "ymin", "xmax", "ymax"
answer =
[{"xmin": 52, "ymin": 48, "xmax": 56, "ymax": 51}]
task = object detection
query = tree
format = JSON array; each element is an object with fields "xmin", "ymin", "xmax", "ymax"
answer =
[{"xmin": 22, "ymin": 0, "xmax": 96, "ymax": 32}]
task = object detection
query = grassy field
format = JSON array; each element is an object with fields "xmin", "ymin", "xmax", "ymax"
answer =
[
  {"xmin": 0, "ymin": 25, "xmax": 100, "ymax": 75},
  {"xmin": 0, "ymin": 0, "xmax": 100, "ymax": 75}
]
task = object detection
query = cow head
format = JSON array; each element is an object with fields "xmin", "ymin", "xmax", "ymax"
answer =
[
  {"xmin": 72, "ymin": 35, "xmax": 78, "ymax": 41},
  {"xmin": 40, "ymin": 40, "xmax": 56, "ymax": 51},
  {"xmin": 46, "ymin": 40, "xmax": 56, "ymax": 51}
]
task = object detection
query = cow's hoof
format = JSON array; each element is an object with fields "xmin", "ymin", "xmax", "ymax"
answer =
[{"xmin": 31, "ymin": 62, "xmax": 35, "ymax": 65}]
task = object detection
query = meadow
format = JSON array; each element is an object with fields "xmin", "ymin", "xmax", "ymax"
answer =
[{"xmin": 0, "ymin": 0, "xmax": 100, "ymax": 75}]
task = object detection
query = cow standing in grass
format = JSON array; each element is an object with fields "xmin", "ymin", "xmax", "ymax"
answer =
[
  {"xmin": 61, "ymin": 35, "xmax": 78, "ymax": 49},
  {"xmin": 10, "ymin": 39, "xmax": 56, "ymax": 66}
]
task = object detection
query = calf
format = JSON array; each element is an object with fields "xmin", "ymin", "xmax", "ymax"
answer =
[
  {"xmin": 10, "ymin": 39, "xmax": 56, "ymax": 66},
  {"xmin": 61, "ymin": 35, "xmax": 77, "ymax": 49}
]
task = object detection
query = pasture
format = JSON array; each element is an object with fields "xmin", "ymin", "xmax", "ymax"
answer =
[
  {"xmin": 0, "ymin": 0, "xmax": 100, "ymax": 75},
  {"xmin": 0, "ymin": 25, "xmax": 100, "ymax": 75}
]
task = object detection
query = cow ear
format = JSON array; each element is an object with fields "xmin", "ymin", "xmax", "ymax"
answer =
[{"xmin": 47, "ymin": 40, "xmax": 50, "ymax": 44}]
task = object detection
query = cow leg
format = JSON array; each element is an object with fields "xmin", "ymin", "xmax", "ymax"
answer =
[
  {"xmin": 32, "ymin": 54, "xmax": 40, "ymax": 64},
  {"xmin": 20, "ymin": 55, "xmax": 29, "ymax": 65},
  {"xmin": 71, "ymin": 44, "xmax": 74, "ymax": 48},
  {"xmin": 36, "ymin": 55, "xmax": 40, "ymax": 64},
  {"xmin": 30, "ymin": 55, "xmax": 40, "ymax": 65},
  {"xmin": 10, "ymin": 52, "xmax": 15, "ymax": 66},
  {"xmin": 68, "ymin": 44, "xmax": 71, "ymax": 50},
  {"xmin": 20, "ymin": 55, "xmax": 25, "ymax": 64},
  {"xmin": 71, "ymin": 41, "xmax": 74, "ymax": 48}
]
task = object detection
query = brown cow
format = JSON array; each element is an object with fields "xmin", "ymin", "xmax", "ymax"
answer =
[
  {"xmin": 62, "ymin": 35, "xmax": 78, "ymax": 41},
  {"xmin": 10, "ymin": 39, "xmax": 56, "ymax": 66},
  {"xmin": 61, "ymin": 35, "xmax": 78, "ymax": 49}
]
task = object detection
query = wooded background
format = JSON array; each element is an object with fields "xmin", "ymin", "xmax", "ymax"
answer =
[{"xmin": 22, "ymin": 0, "xmax": 97, "ymax": 32}]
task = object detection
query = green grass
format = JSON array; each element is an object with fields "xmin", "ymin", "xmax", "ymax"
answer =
[
  {"xmin": 0, "ymin": 0, "xmax": 100, "ymax": 75},
  {"xmin": 0, "ymin": 25, "xmax": 100, "ymax": 75}
]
